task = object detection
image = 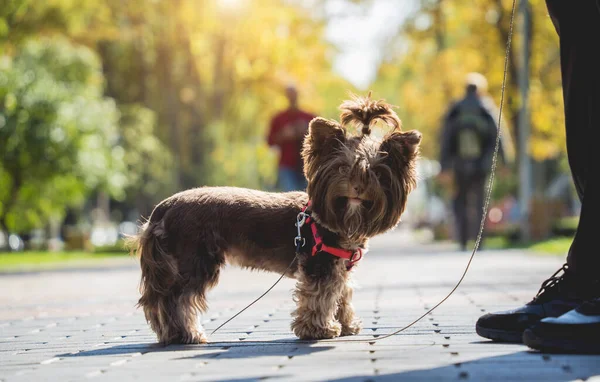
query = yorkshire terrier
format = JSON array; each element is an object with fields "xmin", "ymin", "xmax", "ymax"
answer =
[{"xmin": 132, "ymin": 94, "xmax": 422, "ymax": 344}]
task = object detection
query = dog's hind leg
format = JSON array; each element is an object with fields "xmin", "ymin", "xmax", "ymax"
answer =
[
  {"xmin": 144, "ymin": 263, "xmax": 222, "ymax": 344},
  {"xmin": 143, "ymin": 291, "xmax": 208, "ymax": 345},
  {"xmin": 137, "ymin": 223, "xmax": 223, "ymax": 345},
  {"xmin": 170, "ymin": 242, "xmax": 225, "ymax": 345},
  {"xmin": 161, "ymin": 242, "xmax": 224, "ymax": 345}
]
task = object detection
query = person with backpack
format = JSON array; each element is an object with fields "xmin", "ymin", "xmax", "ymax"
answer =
[{"xmin": 438, "ymin": 73, "xmax": 508, "ymax": 251}]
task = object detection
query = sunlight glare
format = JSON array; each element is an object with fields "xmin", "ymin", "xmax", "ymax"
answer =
[{"xmin": 218, "ymin": 0, "xmax": 245, "ymax": 10}]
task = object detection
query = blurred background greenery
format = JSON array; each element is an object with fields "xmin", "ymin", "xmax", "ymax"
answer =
[{"xmin": 0, "ymin": 0, "xmax": 578, "ymax": 265}]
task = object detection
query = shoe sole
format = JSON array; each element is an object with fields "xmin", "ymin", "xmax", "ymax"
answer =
[
  {"xmin": 476, "ymin": 324, "xmax": 523, "ymax": 343},
  {"xmin": 523, "ymin": 329, "xmax": 600, "ymax": 354}
]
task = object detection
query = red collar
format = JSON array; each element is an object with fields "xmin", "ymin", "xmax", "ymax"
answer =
[{"xmin": 299, "ymin": 203, "xmax": 364, "ymax": 270}]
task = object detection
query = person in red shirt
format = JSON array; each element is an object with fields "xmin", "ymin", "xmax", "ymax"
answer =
[{"xmin": 267, "ymin": 86, "xmax": 315, "ymax": 191}]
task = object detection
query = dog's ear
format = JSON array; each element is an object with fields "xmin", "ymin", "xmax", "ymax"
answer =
[
  {"xmin": 379, "ymin": 130, "xmax": 422, "ymax": 170},
  {"xmin": 306, "ymin": 117, "xmax": 346, "ymax": 149},
  {"xmin": 302, "ymin": 117, "xmax": 346, "ymax": 179}
]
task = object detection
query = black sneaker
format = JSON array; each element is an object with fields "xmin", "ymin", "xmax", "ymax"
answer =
[
  {"xmin": 523, "ymin": 298, "xmax": 600, "ymax": 354},
  {"xmin": 476, "ymin": 264, "xmax": 598, "ymax": 343}
]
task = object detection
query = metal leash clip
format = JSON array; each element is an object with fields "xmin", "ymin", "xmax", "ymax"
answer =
[{"xmin": 294, "ymin": 212, "xmax": 308, "ymax": 250}]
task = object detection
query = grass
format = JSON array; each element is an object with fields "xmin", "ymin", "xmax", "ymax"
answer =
[
  {"xmin": 483, "ymin": 236, "xmax": 573, "ymax": 255},
  {"xmin": 528, "ymin": 237, "xmax": 573, "ymax": 255},
  {"xmin": 0, "ymin": 250, "xmax": 131, "ymax": 272}
]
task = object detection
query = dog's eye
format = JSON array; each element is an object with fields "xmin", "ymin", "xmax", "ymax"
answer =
[{"xmin": 338, "ymin": 166, "xmax": 350, "ymax": 175}]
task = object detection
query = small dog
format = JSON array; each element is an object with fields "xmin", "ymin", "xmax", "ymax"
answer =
[{"xmin": 132, "ymin": 94, "xmax": 421, "ymax": 344}]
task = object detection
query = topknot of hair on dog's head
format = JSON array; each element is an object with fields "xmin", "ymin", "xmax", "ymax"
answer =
[{"xmin": 339, "ymin": 91, "xmax": 402, "ymax": 137}]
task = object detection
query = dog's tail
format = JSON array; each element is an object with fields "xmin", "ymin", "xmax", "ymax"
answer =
[
  {"xmin": 339, "ymin": 91, "xmax": 402, "ymax": 136},
  {"xmin": 128, "ymin": 219, "xmax": 179, "ymax": 342}
]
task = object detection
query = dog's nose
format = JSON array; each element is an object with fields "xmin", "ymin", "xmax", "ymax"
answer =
[{"xmin": 353, "ymin": 185, "xmax": 363, "ymax": 194}]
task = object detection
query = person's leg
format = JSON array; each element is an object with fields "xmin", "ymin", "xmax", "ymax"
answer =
[
  {"xmin": 453, "ymin": 173, "xmax": 469, "ymax": 251},
  {"xmin": 521, "ymin": 0, "xmax": 600, "ymax": 354},
  {"xmin": 476, "ymin": 0, "xmax": 600, "ymax": 343},
  {"xmin": 278, "ymin": 167, "xmax": 298, "ymax": 192},
  {"xmin": 554, "ymin": 0, "xmax": 600, "ymax": 279},
  {"xmin": 294, "ymin": 170, "xmax": 308, "ymax": 191}
]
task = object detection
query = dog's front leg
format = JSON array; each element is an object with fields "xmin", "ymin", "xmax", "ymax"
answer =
[
  {"xmin": 336, "ymin": 277, "xmax": 362, "ymax": 336},
  {"xmin": 291, "ymin": 263, "xmax": 345, "ymax": 340}
]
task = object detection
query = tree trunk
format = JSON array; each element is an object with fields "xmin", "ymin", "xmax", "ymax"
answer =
[
  {"xmin": 495, "ymin": 0, "xmax": 532, "ymax": 165},
  {"xmin": 432, "ymin": 0, "xmax": 453, "ymax": 101},
  {"xmin": 156, "ymin": 35, "xmax": 181, "ymax": 188},
  {"xmin": 0, "ymin": 217, "xmax": 9, "ymax": 242},
  {"xmin": 0, "ymin": 170, "xmax": 22, "ymax": 234}
]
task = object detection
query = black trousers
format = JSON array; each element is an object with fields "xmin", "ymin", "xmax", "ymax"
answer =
[
  {"xmin": 546, "ymin": 0, "xmax": 600, "ymax": 279},
  {"xmin": 453, "ymin": 173, "xmax": 485, "ymax": 249}
]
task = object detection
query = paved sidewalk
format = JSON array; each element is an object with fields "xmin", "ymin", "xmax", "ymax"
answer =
[{"xmin": 1, "ymin": 230, "xmax": 599, "ymax": 381}]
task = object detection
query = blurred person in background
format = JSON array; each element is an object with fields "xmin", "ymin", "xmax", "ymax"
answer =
[
  {"xmin": 438, "ymin": 73, "xmax": 509, "ymax": 251},
  {"xmin": 477, "ymin": 0, "xmax": 600, "ymax": 354},
  {"xmin": 267, "ymin": 85, "xmax": 315, "ymax": 192}
]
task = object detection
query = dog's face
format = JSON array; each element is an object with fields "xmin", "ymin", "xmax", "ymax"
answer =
[{"xmin": 302, "ymin": 117, "xmax": 421, "ymax": 241}]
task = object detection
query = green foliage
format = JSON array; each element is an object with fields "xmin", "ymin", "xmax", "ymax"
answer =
[
  {"xmin": 0, "ymin": 0, "xmax": 358, "ymax": 235},
  {"xmin": 492, "ymin": 171, "xmax": 518, "ymax": 201},
  {"xmin": 0, "ymin": 38, "xmax": 123, "ymax": 232},
  {"xmin": 0, "ymin": 0, "xmax": 114, "ymax": 51},
  {"xmin": 117, "ymin": 104, "xmax": 175, "ymax": 213},
  {"xmin": 205, "ymin": 120, "xmax": 278, "ymax": 189}
]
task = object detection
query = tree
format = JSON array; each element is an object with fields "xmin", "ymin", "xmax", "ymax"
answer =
[
  {"xmin": 95, "ymin": 0, "xmax": 357, "ymax": 191},
  {"xmin": 371, "ymin": 0, "xmax": 563, "ymax": 164},
  {"xmin": 117, "ymin": 104, "xmax": 175, "ymax": 218},
  {"xmin": 0, "ymin": 38, "xmax": 124, "ymax": 234}
]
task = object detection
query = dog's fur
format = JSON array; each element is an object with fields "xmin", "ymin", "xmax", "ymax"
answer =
[{"xmin": 131, "ymin": 94, "xmax": 421, "ymax": 345}]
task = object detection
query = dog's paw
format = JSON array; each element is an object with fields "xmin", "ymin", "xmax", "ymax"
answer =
[
  {"xmin": 189, "ymin": 333, "xmax": 208, "ymax": 345},
  {"xmin": 293, "ymin": 320, "xmax": 342, "ymax": 340},
  {"xmin": 170, "ymin": 330, "xmax": 208, "ymax": 345},
  {"xmin": 341, "ymin": 319, "xmax": 362, "ymax": 336}
]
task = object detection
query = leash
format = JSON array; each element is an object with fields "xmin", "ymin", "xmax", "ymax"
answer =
[{"xmin": 211, "ymin": 0, "xmax": 516, "ymax": 341}]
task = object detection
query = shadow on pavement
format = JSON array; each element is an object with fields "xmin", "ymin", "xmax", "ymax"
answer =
[
  {"xmin": 209, "ymin": 377, "xmax": 292, "ymax": 382},
  {"xmin": 174, "ymin": 340, "xmax": 335, "ymax": 360},
  {"xmin": 57, "ymin": 343, "xmax": 165, "ymax": 357},
  {"xmin": 322, "ymin": 351, "xmax": 600, "ymax": 382},
  {"xmin": 56, "ymin": 339, "xmax": 334, "ymax": 360}
]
